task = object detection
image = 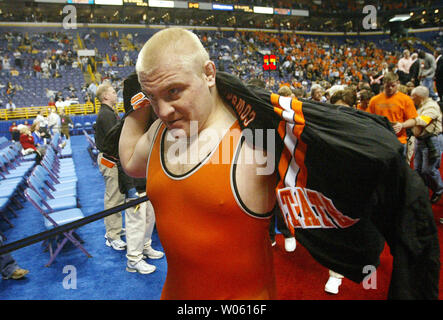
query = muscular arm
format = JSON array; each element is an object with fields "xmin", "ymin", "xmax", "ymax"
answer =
[{"xmin": 119, "ymin": 106, "xmax": 154, "ymax": 178}]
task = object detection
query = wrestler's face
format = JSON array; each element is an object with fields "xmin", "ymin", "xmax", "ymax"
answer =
[{"xmin": 138, "ymin": 57, "xmax": 215, "ymax": 137}]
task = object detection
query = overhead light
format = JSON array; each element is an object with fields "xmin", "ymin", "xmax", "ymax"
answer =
[
  {"xmin": 410, "ymin": 12, "xmax": 414, "ymax": 16},
  {"xmin": 422, "ymin": 10, "xmax": 426, "ymax": 15},
  {"xmin": 435, "ymin": 9, "xmax": 439, "ymax": 14},
  {"xmin": 389, "ymin": 14, "xmax": 411, "ymax": 22}
]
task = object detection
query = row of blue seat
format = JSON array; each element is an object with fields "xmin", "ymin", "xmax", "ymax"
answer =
[
  {"xmin": 0, "ymin": 140, "xmax": 36, "ymax": 232},
  {"xmin": 83, "ymin": 129, "xmax": 99, "ymax": 166},
  {"xmin": 22, "ymin": 133, "xmax": 92, "ymax": 267}
]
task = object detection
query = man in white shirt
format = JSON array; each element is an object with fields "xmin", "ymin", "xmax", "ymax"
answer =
[
  {"xmin": 6, "ymin": 99, "xmax": 16, "ymax": 111},
  {"xmin": 47, "ymin": 108, "xmax": 61, "ymax": 134},
  {"xmin": 35, "ymin": 110, "xmax": 48, "ymax": 128}
]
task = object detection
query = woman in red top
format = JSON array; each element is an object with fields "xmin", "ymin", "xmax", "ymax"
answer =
[
  {"xmin": 19, "ymin": 126, "xmax": 37, "ymax": 154},
  {"xmin": 19, "ymin": 125, "xmax": 45, "ymax": 163}
]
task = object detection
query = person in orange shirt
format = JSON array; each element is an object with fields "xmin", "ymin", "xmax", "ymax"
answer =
[{"xmin": 367, "ymin": 72, "xmax": 417, "ymax": 155}]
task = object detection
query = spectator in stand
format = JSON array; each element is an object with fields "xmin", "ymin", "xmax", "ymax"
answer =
[
  {"xmin": 367, "ymin": 72, "xmax": 418, "ymax": 155},
  {"xmin": 369, "ymin": 69, "xmax": 384, "ymax": 94},
  {"xmin": 59, "ymin": 108, "xmax": 73, "ymax": 139},
  {"xmin": 32, "ymin": 59, "xmax": 42, "ymax": 78},
  {"xmin": 45, "ymin": 88, "xmax": 56, "ymax": 100},
  {"xmin": 34, "ymin": 110, "xmax": 50, "ymax": 144},
  {"xmin": 111, "ymin": 53, "xmax": 118, "ymax": 66},
  {"xmin": 41, "ymin": 59, "xmax": 49, "ymax": 76},
  {"xmin": 411, "ymin": 86, "xmax": 443, "ymax": 203},
  {"xmin": 30, "ymin": 122, "xmax": 46, "ymax": 148},
  {"xmin": 330, "ymin": 87, "xmax": 357, "ymax": 108},
  {"xmin": 409, "ymin": 53, "xmax": 421, "ymax": 87},
  {"xmin": 2, "ymin": 55, "xmax": 11, "ymax": 71},
  {"xmin": 9, "ymin": 121, "xmax": 20, "ymax": 142},
  {"xmin": 47, "ymin": 107, "xmax": 61, "ymax": 134},
  {"xmin": 55, "ymin": 97, "xmax": 64, "ymax": 109},
  {"xmin": 6, "ymin": 99, "xmax": 16, "ymax": 111},
  {"xmin": 397, "ymin": 49, "xmax": 413, "ymax": 85},
  {"xmin": 356, "ymin": 89, "xmax": 374, "ymax": 112},
  {"xmin": 310, "ymin": 85, "xmax": 325, "ymax": 102},
  {"xmin": 418, "ymin": 50, "xmax": 438, "ymax": 101},
  {"xmin": 48, "ymin": 97, "xmax": 55, "ymax": 107},
  {"xmin": 19, "ymin": 125, "xmax": 44, "ymax": 162},
  {"xmin": 277, "ymin": 85, "xmax": 293, "ymax": 97},
  {"xmin": 123, "ymin": 52, "xmax": 131, "ymax": 66},
  {"xmin": 54, "ymin": 91, "xmax": 63, "ymax": 102},
  {"xmin": 405, "ymin": 82, "xmax": 415, "ymax": 96},
  {"xmin": 6, "ymin": 82, "xmax": 16, "ymax": 98}
]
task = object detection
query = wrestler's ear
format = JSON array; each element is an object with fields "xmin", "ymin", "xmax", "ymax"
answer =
[{"xmin": 203, "ymin": 60, "xmax": 216, "ymax": 88}]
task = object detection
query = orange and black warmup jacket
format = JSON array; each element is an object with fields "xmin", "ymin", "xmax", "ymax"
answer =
[{"xmin": 215, "ymin": 72, "xmax": 439, "ymax": 300}]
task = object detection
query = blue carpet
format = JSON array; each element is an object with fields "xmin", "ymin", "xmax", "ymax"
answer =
[{"xmin": 0, "ymin": 135, "xmax": 166, "ymax": 300}]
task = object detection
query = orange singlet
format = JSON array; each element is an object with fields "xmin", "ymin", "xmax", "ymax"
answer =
[{"xmin": 146, "ymin": 121, "xmax": 276, "ymax": 300}]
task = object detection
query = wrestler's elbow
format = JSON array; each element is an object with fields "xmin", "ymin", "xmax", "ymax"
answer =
[{"xmin": 121, "ymin": 156, "xmax": 147, "ymax": 178}]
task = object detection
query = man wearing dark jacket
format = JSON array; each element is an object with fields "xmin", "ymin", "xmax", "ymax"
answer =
[
  {"xmin": 95, "ymin": 82, "xmax": 127, "ymax": 252},
  {"xmin": 96, "ymin": 81, "xmax": 163, "ymax": 274},
  {"xmin": 409, "ymin": 53, "xmax": 421, "ymax": 87}
]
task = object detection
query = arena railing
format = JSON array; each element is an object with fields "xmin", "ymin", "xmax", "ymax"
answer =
[{"xmin": 0, "ymin": 101, "xmax": 125, "ymax": 121}]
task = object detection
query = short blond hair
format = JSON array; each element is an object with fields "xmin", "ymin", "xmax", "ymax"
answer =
[
  {"xmin": 96, "ymin": 81, "xmax": 113, "ymax": 103},
  {"xmin": 383, "ymin": 72, "xmax": 399, "ymax": 84},
  {"xmin": 136, "ymin": 28, "xmax": 209, "ymax": 77}
]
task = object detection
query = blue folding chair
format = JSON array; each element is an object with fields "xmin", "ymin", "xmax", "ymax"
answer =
[
  {"xmin": 31, "ymin": 166, "xmax": 77, "ymax": 199},
  {"xmin": 27, "ymin": 172, "xmax": 77, "ymax": 203},
  {"xmin": 24, "ymin": 188, "xmax": 91, "ymax": 267}
]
